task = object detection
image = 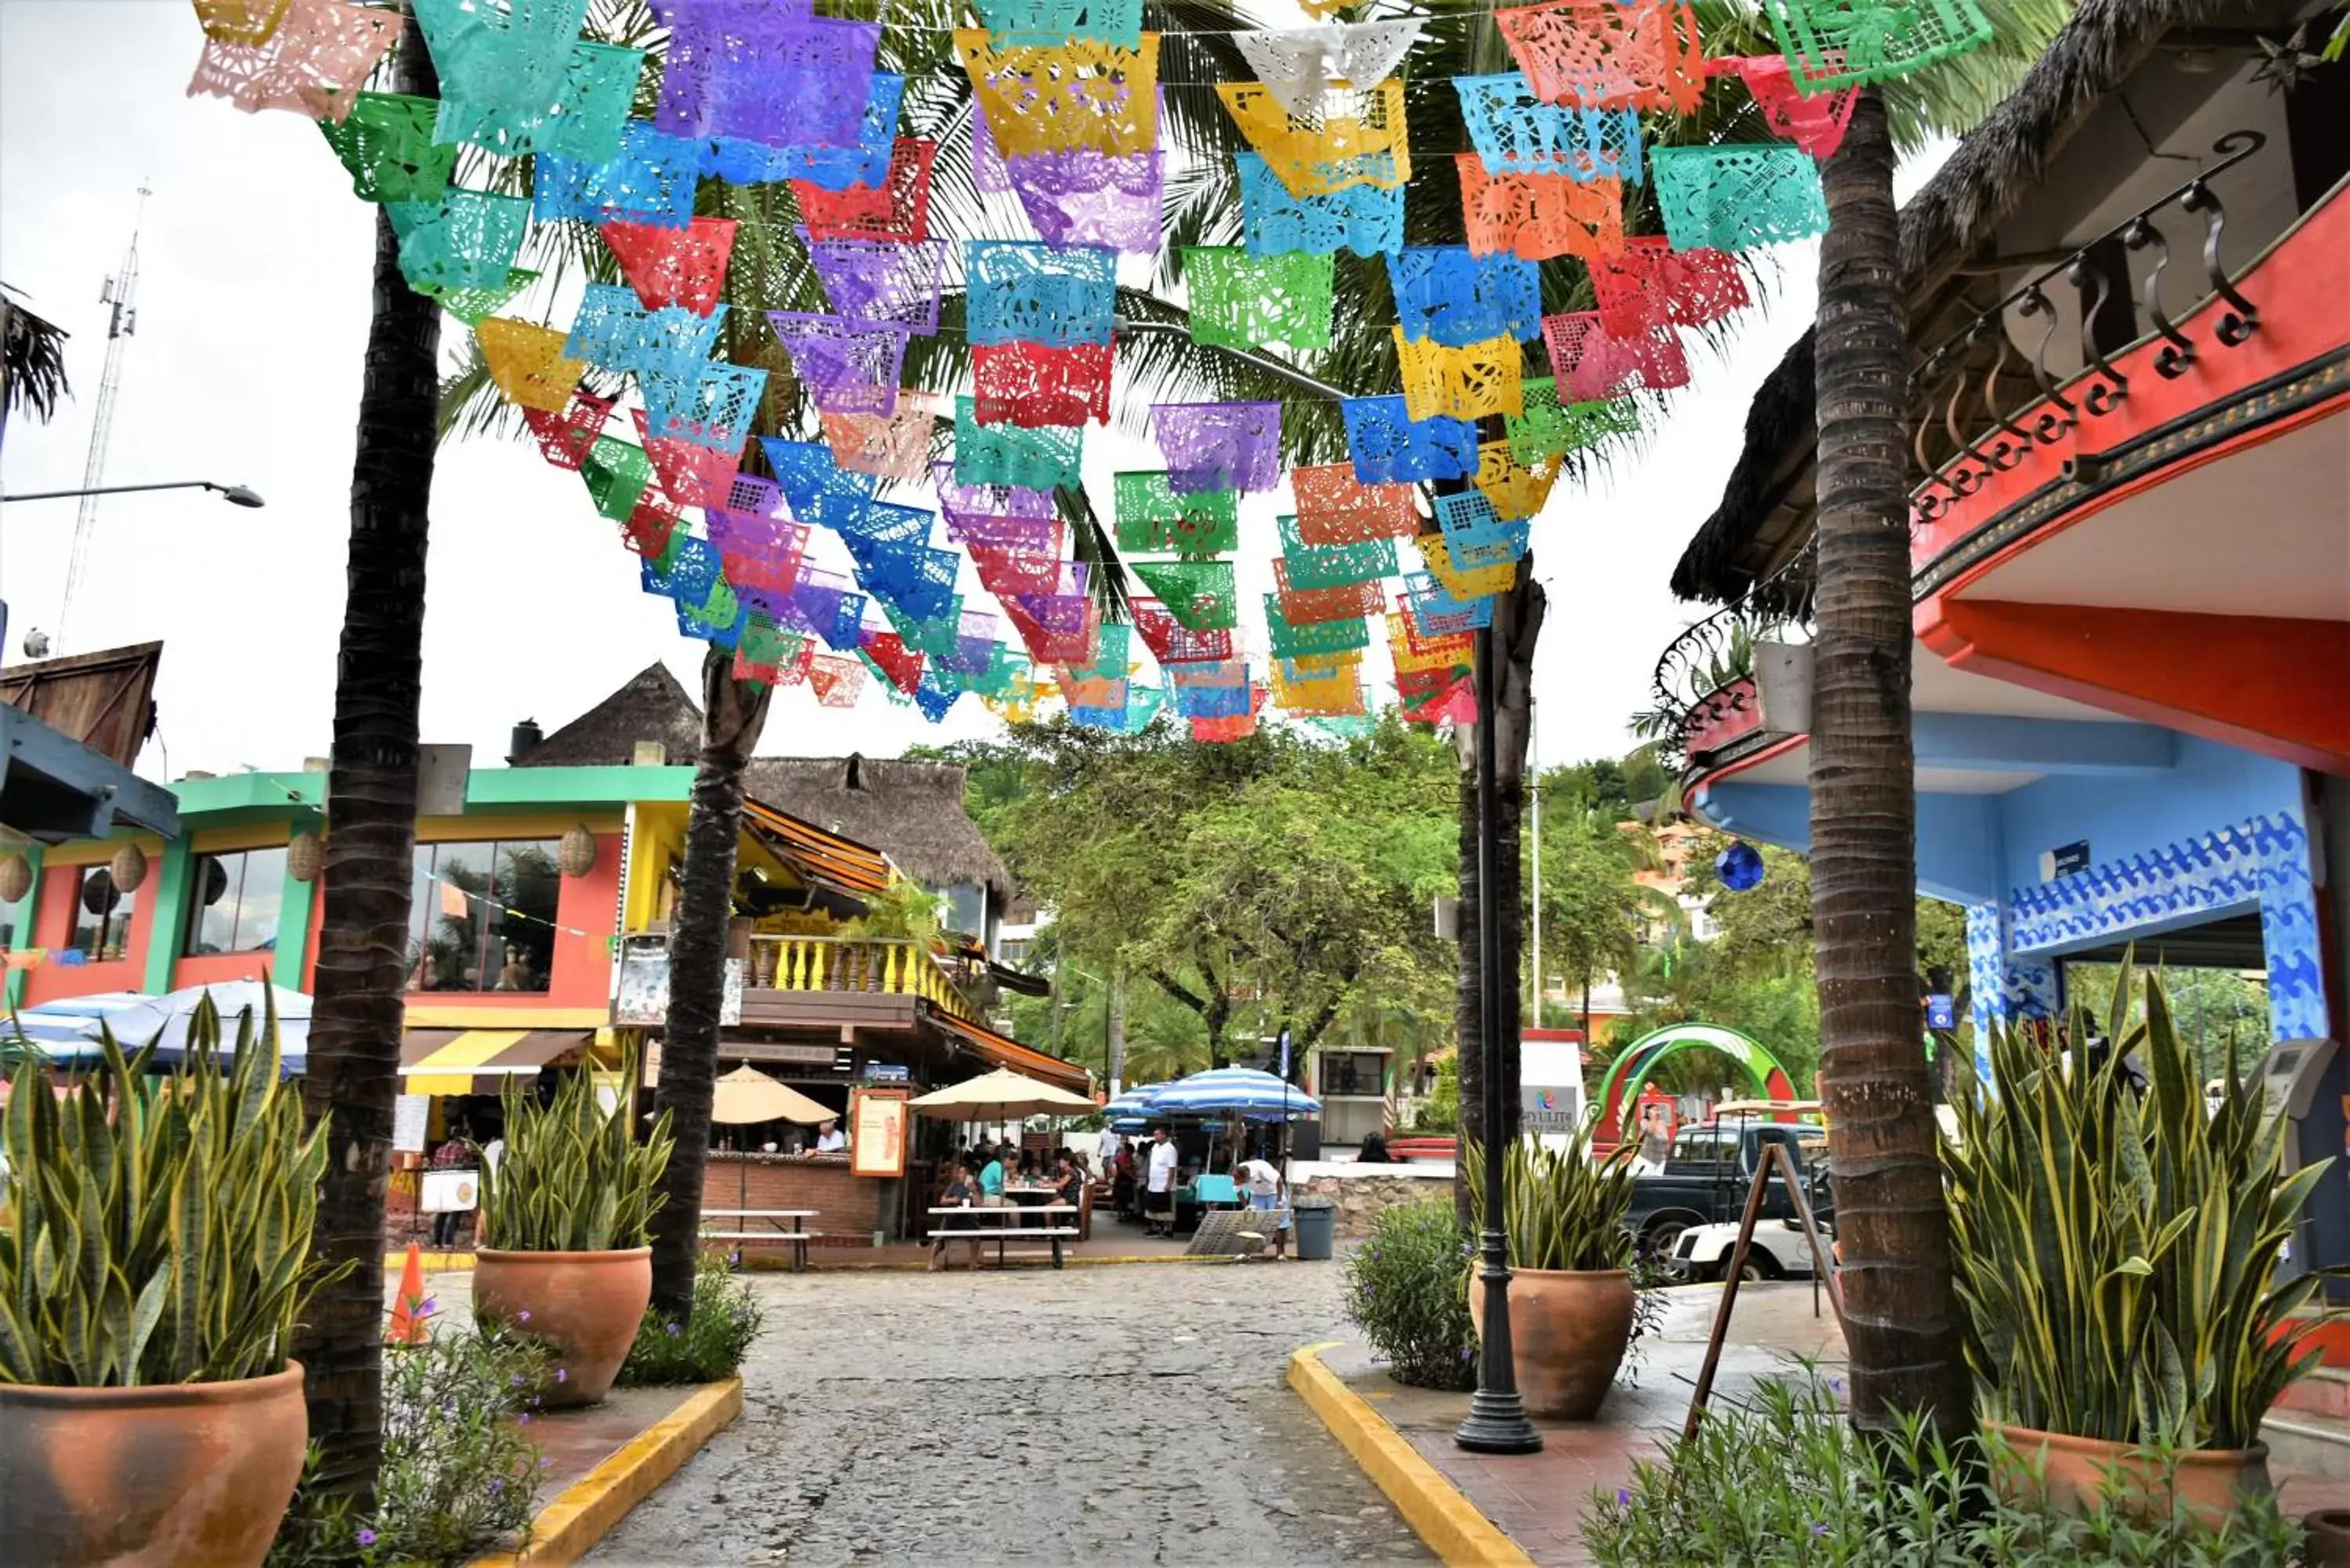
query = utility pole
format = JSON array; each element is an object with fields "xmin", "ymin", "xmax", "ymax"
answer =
[{"xmin": 59, "ymin": 185, "xmax": 148, "ymax": 652}]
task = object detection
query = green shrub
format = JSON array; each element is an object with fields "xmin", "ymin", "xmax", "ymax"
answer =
[
  {"xmin": 1463, "ymin": 1125, "xmax": 1637, "ymax": 1272},
  {"xmin": 1344, "ymin": 1199, "xmax": 1477, "ymax": 1390},
  {"xmin": 479, "ymin": 1054, "xmax": 672, "ymax": 1252},
  {"xmin": 269, "ymin": 1323, "xmax": 550, "ymax": 1567},
  {"xmin": 618, "ymin": 1257, "xmax": 765, "ymax": 1386},
  {"xmin": 1582, "ymin": 1375, "xmax": 2304, "ymax": 1567}
]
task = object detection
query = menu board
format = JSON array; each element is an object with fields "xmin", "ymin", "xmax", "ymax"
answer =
[
  {"xmin": 392, "ymin": 1093, "xmax": 430, "ymax": 1154},
  {"xmin": 849, "ymin": 1088, "xmax": 909, "ymax": 1178}
]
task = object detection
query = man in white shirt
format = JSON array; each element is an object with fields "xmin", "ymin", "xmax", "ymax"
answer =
[
  {"xmin": 1234, "ymin": 1153, "xmax": 1289, "ymax": 1260},
  {"xmin": 815, "ymin": 1118, "xmax": 848, "ymax": 1154},
  {"xmin": 1144, "ymin": 1125, "xmax": 1180, "ymax": 1237}
]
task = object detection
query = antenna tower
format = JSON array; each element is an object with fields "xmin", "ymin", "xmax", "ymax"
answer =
[{"xmin": 57, "ymin": 185, "xmax": 149, "ymax": 652}]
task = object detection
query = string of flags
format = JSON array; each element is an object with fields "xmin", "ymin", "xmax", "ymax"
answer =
[{"xmin": 186, "ymin": 0, "xmax": 1994, "ymax": 740}]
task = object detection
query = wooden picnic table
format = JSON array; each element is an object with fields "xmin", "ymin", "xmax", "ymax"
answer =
[
  {"xmin": 927, "ymin": 1202, "xmax": 1080, "ymax": 1269},
  {"xmin": 702, "ymin": 1208, "xmax": 821, "ymax": 1271}
]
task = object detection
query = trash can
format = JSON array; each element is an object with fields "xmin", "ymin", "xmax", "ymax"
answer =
[{"xmin": 1292, "ymin": 1198, "xmax": 1337, "ymax": 1262}]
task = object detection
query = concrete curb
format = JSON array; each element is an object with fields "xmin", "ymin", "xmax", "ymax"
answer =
[
  {"xmin": 465, "ymin": 1377, "xmax": 743, "ymax": 1568},
  {"xmin": 1287, "ymin": 1342, "xmax": 1535, "ymax": 1568},
  {"xmin": 386, "ymin": 1251, "xmax": 477, "ymax": 1272}
]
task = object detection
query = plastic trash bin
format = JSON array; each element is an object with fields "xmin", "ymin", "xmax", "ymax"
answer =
[{"xmin": 1292, "ymin": 1198, "xmax": 1337, "ymax": 1261}]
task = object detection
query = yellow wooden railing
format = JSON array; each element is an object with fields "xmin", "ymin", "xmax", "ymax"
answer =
[{"xmin": 746, "ymin": 935, "xmax": 974, "ymax": 1019}]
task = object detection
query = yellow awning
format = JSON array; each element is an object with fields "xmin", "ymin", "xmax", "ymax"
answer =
[{"xmin": 400, "ymin": 1028, "xmax": 588, "ymax": 1097}]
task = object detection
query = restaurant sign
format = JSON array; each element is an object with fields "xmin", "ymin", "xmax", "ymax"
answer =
[
  {"xmin": 850, "ymin": 1088, "xmax": 909, "ymax": 1178},
  {"xmin": 612, "ymin": 936, "xmax": 743, "ymax": 1027}
]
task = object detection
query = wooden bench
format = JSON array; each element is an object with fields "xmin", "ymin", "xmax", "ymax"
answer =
[
  {"xmin": 927, "ymin": 1204, "xmax": 1081, "ymax": 1270},
  {"xmin": 702, "ymin": 1209, "xmax": 820, "ymax": 1271}
]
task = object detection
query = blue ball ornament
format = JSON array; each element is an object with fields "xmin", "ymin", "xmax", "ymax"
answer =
[{"xmin": 1717, "ymin": 840, "xmax": 1765, "ymax": 891}]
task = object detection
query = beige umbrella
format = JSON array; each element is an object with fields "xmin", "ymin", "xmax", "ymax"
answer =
[
  {"xmin": 908, "ymin": 1066, "xmax": 1095, "ymax": 1121},
  {"xmin": 711, "ymin": 1064, "xmax": 836, "ymax": 1125}
]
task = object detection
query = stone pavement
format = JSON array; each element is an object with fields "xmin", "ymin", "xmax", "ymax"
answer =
[{"xmin": 583, "ymin": 1261, "xmax": 1434, "ymax": 1566}]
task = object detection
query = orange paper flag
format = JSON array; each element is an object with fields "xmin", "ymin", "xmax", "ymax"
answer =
[{"xmin": 385, "ymin": 1241, "xmax": 430, "ymax": 1346}]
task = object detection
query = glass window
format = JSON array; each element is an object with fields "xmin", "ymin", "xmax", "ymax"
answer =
[
  {"xmin": 70, "ymin": 867, "xmax": 136, "ymax": 961},
  {"xmin": 406, "ymin": 839, "xmax": 560, "ymax": 994},
  {"xmin": 183, "ymin": 846, "xmax": 289, "ymax": 955}
]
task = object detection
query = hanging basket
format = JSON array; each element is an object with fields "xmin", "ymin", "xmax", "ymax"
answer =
[
  {"xmin": 559, "ymin": 824, "xmax": 598, "ymax": 878},
  {"xmin": 287, "ymin": 831, "xmax": 324, "ymax": 883},
  {"xmin": 110, "ymin": 844, "xmax": 149, "ymax": 895},
  {"xmin": 0, "ymin": 852, "xmax": 31, "ymax": 905}
]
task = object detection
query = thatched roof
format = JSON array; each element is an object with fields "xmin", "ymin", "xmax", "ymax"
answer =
[
  {"xmin": 746, "ymin": 756, "xmax": 1013, "ymax": 905},
  {"xmin": 518, "ymin": 663, "xmax": 703, "ymax": 768},
  {"xmin": 1671, "ymin": 0, "xmax": 2226, "ymax": 604}
]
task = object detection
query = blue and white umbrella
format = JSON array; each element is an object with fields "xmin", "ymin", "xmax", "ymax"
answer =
[
  {"xmin": 1101, "ymin": 1082, "xmax": 1170, "ymax": 1119},
  {"xmin": 9, "ymin": 982, "xmax": 309, "ymax": 1071},
  {"xmin": 1143, "ymin": 1067, "xmax": 1321, "ymax": 1122}
]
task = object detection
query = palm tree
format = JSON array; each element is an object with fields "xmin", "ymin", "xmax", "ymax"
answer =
[{"xmin": 0, "ymin": 284, "xmax": 71, "ymax": 445}]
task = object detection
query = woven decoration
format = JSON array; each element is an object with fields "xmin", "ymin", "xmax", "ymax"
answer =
[
  {"xmin": 1457, "ymin": 160, "xmax": 1622, "ymax": 263},
  {"xmin": 387, "ymin": 191, "xmax": 530, "ymax": 293},
  {"xmin": 971, "ymin": 341, "xmax": 1114, "ymax": 428},
  {"xmin": 765, "ymin": 312, "xmax": 911, "ymax": 417},
  {"xmin": 186, "ymin": 0, "xmax": 398, "ymax": 121},
  {"xmin": 822, "ymin": 395, "xmax": 939, "ymax": 480},
  {"xmin": 1182, "ymin": 247, "xmax": 1333, "ymax": 352},
  {"xmin": 414, "ymin": 0, "xmax": 588, "ymax": 110},
  {"xmin": 1494, "ymin": 0, "xmax": 1705, "ymax": 114},
  {"xmin": 973, "ymin": 0, "xmax": 1143, "ymax": 49},
  {"xmin": 793, "ymin": 139, "xmax": 936, "ymax": 244},
  {"xmin": 1217, "ymin": 80, "xmax": 1410, "ymax": 197},
  {"xmin": 1473, "ymin": 441, "xmax": 1563, "ymax": 522},
  {"xmin": 582, "ymin": 438, "xmax": 657, "ymax": 520},
  {"xmin": 1341, "ymin": 397, "xmax": 1478, "ymax": 485},
  {"xmin": 1454, "ymin": 74, "xmax": 1640, "ymax": 183},
  {"xmin": 1235, "ymin": 153, "xmax": 1403, "ymax": 258},
  {"xmin": 954, "ymin": 399, "xmax": 1083, "ymax": 490},
  {"xmin": 1264, "ymin": 598, "xmax": 1369, "ymax": 659},
  {"xmin": 1005, "ymin": 150, "xmax": 1165, "ymax": 255},
  {"xmin": 1416, "ymin": 531, "xmax": 1520, "ymax": 601},
  {"xmin": 719, "ymin": 468, "xmax": 783, "ymax": 518},
  {"xmin": 601, "ymin": 217, "xmax": 739, "ymax": 317},
  {"xmin": 1291, "ymin": 463, "xmax": 1418, "ymax": 544},
  {"xmin": 526, "ymin": 391, "xmax": 616, "ymax": 470},
  {"xmin": 1542, "ymin": 312, "xmax": 1690, "ymax": 399},
  {"xmin": 567, "ymin": 284, "xmax": 728, "ymax": 375},
  {"xmin": 1506, "ymin": 377, "xmax": 1640, "ymax": 463},
  {"xmin": 1131, "ymin": 561, "xmax": 1237, "ymax": 632},
  {"xmin": 536, "ymin": 121, "xmax": 702, "ymax": 229},
  {"xmin": 1233, "ymin": 21, "xmax": 1422, "ymax": 117},
  {"xmin": 1273, "ymin": 562, "xmax": 1385, "ymax": 623},
  {"xmin": 635, "ymin": 407, "xmax": 743, "ymax": 504},
  {"xmin": 478, "ymin": 318, "xmax": 587, "ymax": 413},
  {"xmin": 698, "ymin": 70, "xmax": 903, "ymax": 190},
  {"xmin": 1149, "ymin": 402, "xmax": 1282, "ymax": 495},
  {"xmin": 1113, "ymin": 471, "xmax": 1239, "ymax": 555},
  {"xmin": 1386, "ymin": 248, "xmax": 1542, "ymax": 346},
  {"xmin": 1393, "ymin": 330, "xmax": 1524, "ymax": 422},
  {"xmin": 640, "ymin": 359, "xmax": 769, "ymax": 450},
  {"xmin": 1276, "ymin": 515, "xmax": 1396, "ymax": 588},
  {"xmin": 434, "ymin": 40, "xmax": 642, "ymax": 163},
  {"xmin": 413, "ymin": 268, "xmax": 538, "ymax": 327},
  {"xmin": 1435, "ymin": 490, "xmax": 1534, "ymax": 568},
  {"xmin": 1402, "ymin": 571, "xmax": 1494, "ymax": 635},
  {"xmin": 804, "ymin": 236, "xmax": 945, "ymax": 336},
  {"xmin": 653, "ymin": 5, "xmax": 878, "ymax": 148},
  {"xmin": 318, "ymin": 93, "xmax": 455, "ymax": 203},
  {"xmin": 1133, "ymin": 600, "xmax": 1233, "ymax": 665},
  {"xmin": 1590, "ymin": 236, "xmax": 1750, "ymax": 335},
  {"xmin": 955, "ymin": 31, "xmax": 1161, "ymax": 158},
  {"xmin": 1650, "ymin": 145, "xmax": 1828, "ymax": 252},
  {"xmin": 1712, "ymin": 55, "xmax": 1857, "ymax": 158},
  {"xmin": 1768, "ymin": 0, "xmax": 1994, "ymax": 92},
  {"xmin": 966, "ymin": 241, "xmax": 1117, "ymax": 348},
  {"xmin": 808, "ymin": 653, "xmax": 870, "ymax": 707}
]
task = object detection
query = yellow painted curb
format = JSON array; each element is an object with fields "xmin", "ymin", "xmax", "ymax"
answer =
[
  {"xmin": 386, "ymin": 1252, "xmax": 477, "ymax": 1272},
  {"xmin": 466, "ymin": 1377, "xmax": 743, "ymax": 1568},
  {"xmin": 1287, "ymin": 1343, "xmax": 1535, "ymax": 1568}
]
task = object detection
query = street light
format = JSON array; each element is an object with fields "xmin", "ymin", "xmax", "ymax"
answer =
[{"xmin": 1, "ymin": 479, "xmax": 265, "ymax": 508}]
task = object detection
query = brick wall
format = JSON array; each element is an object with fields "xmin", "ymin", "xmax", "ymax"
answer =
[{"xmin": 703, "ymin": 1154, "xmax": 900, "ymax": 1248}]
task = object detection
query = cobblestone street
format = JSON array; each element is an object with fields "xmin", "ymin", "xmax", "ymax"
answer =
[{"xmin": 586, "ymin": 1262, "xmax": 1433, "ymax": 1567}]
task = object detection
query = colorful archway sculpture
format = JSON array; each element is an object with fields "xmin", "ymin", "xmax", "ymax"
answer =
[{"xmin": 1592, "ymin": 1023, "xmax": 1796, "ymax": 1141}]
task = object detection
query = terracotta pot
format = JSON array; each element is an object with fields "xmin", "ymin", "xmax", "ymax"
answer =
[
  {"xmin": 473, "ymin": 1247, "xmax": 652, "ymax": 1407},
  {"xmin": 1469, "ymin": 1267, "xmax": 1634, "ymax": 1421},
  {"xmin": 2303, "ymin": 1508, "xmax": 2350, "ymax": 1566},
  {"xmin": 0, "ymin": 1360, "xmax": 306, "ymax": 1567},
  {"xmin": 1986, "ymin": 1422, "xmax": 2272, "ymax": 1524}
]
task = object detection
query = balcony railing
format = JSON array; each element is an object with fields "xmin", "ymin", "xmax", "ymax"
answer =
[
  {"xmin": 745, "ymin": 934, "xmax": 976, "ymax": 1019},
  {"xmin": 1646, "ymin": 541, "xmax": 1816, "ymax": 764}
]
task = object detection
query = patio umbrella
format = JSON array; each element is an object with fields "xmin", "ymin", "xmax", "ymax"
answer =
[
  {"xmin": 710, "ymin": 1065, "xmax": 835, "ymax": 1126},
  {"xmin": 1101, "ymin": 1082, "xmax": 1169, "ymax": 1119},
  {"xmin": 1144, "ymin": 1068, "xmax": 1321, "ymax": 1121},
  {"xmin": 908, "ymin": 1066, "xmax": 1095, "ymax": 1121},
  {"xmin": 14, "ymin": 981, "xmax": 309, "ymax": 1071}
]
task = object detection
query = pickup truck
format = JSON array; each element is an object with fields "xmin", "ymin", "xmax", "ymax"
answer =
[{"xmin": 1625, "ymin": 1122, "xmax": 1832, "ymax": 1274}]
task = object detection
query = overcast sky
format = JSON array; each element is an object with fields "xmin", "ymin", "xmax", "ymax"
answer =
[{"xmin": 0, "ymin": 2, "xmax": 1884, "ymax": 784}]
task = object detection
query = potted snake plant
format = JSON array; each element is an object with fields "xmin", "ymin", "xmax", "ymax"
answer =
[
  {"xmin": 1464, "ymin": 1122, "xmax": 1640, "ymax": 1419},
  {"xmin": 472, "ymin": 1055, "xmax": 671, "ymax": 1407},
  {"xmin": 1945, "ymin": 967, "xmax": 2336, "ymax": 1519},
  {"xmin": 0, "ymin": 1001, "xmax": 337, "ymax": 1566}
]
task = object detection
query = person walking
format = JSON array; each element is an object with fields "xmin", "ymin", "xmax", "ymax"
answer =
[
  {"xmin": 1143, "ymin": 1125, "xmax": 1179, "ymax": 1238},
  {"xmin": 428, "ymin": 1122, "xmax": 475, "ymax": 1250},
  {"xmin": 1234, "ymin": 1151, "xmax": 1290, "ymax": 1260}
]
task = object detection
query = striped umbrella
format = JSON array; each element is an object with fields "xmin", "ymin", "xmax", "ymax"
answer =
[
  {"xmin": 1143, "ymin": 1067, "xmax": 1321, "ymax": 1122},
  {"xmin": 1101, "ymin": 1082, "xmax": 1170, "ymax": 1119}
]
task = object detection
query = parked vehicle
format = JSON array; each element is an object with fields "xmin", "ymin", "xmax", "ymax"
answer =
[
  {"xmin": 1625, "ymin": 1116, "xmax": 1832, "ymax": 1272},
  {"xmin": 1671, "ymin": 1212, "xmax": 1834, "ymax": 1281}
]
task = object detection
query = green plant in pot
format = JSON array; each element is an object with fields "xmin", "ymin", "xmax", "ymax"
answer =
[
  {"xmin": 1464, "ymin": 1122, "xmax": 1639, "ymax": 1419},
  {"xmin": 473, "ymin": 1053, "xmax": 673, "ymax": 1408},
  {"xmin": 0, "ymin": 1000, "xmax": 338, "ymax": 1567},
  {"xmin": 1944, "ymin": 966, "xmax": 2337, "ymax": 1520}
]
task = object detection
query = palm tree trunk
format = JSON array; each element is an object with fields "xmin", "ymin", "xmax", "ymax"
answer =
[
  {"xmin": 1106, "ymin": 965, "xmax": 1128, "ymax": 1092},
  {"xmin": 649, "ymin": 649, "xmax": 772, "ymax": 1320},
  {"xmin": 294, "ymin": 8, "xmax": 438, "ymax": 1506},
  {"xmin": 1808, "ymin": 89, "xmax": 1969, "ymax": 1440}
]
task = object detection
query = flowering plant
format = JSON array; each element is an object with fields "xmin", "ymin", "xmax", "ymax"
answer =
[{"xmin": 1343, "ymin": 1198, "xmax": 1477, "ymax": 1391}]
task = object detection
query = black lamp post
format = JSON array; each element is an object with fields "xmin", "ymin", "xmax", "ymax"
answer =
[{"xmin": 1456, "ymin": 621, "xmax": 1542, "ymax": 1454}]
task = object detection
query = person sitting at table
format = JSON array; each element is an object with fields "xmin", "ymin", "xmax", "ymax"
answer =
[
  {"xmin": 977, "ymin": 1142, "xmax": 1007, "ymax": 1207},
  {"xmin": 815, "ymin": 1117, "xmax": 847, "ymax": 1154},
  {"xmin": 929, "ymin": 1157, "xmax": 982, "ymax": 1271},
  {"xmin": 1050, "ymin": 1151, "xmax": 1083, "ymax": 1209}
]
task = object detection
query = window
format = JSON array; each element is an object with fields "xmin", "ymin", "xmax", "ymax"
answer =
[
  {"xmin": 70, "ymin": 867, "xmax": 136, "ymax": 961},
  {"xmin": 406, "ymin": 840, "xmax": 561, "ymax": 993},
  {"xmin": 1321, "ymin": 1052, "xmax": 1386, "ymax": 1097},
  {"xmin": 1668, "ymin": 1129, "xmax": 1734, "ymax": 1169},
  {"xmin": 184, "ymin": 846, "xmax": 288, "ymax": 955}
]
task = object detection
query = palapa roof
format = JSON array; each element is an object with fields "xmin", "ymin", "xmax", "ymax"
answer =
[
  {"xmin": 1671, "ymin": 0, "xmax": 2230, "ymax": 605},
  {"xmin": 518, "ymin": 662, "xmax": 704, "ymax": 768}
]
